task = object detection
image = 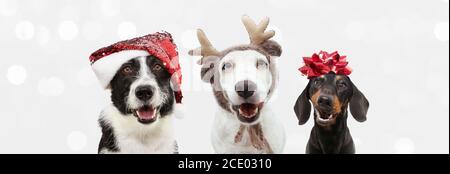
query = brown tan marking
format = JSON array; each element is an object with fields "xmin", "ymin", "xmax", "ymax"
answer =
[
  {"xmin": 234, "ymin": 124, "xmax": 273, "ymax": 154},
  {"xmin": 311, "ymin": 90, "xmax": 321, "ymax": 107},
  {"xmin": 234, "ymin": 126, "xmax": 245, "ymax": 143},
  {"xmin": 332, "ymin": 95, "xmax": 342, "ymax": 114},
  {"xmin": 333, "ymin": 76, "xmax": 344, "ymax": 114},
  {"xmin": 213, "ymin": 90, "xmax": 232, "ymax": 112}
]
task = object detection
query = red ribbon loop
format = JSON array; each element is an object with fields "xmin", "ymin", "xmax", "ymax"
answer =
[{"xmin": 299, "ymin": 51, "xmax": 352, "ymax": 79}]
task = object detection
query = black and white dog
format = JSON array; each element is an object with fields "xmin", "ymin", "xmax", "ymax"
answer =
[
  {"xmin": 90, "ymin": 33, "xmax": 182, "ymax": 154},
  {"xmin": 98, "ymin": 55, "xmax": 178, "ymax": 154}
]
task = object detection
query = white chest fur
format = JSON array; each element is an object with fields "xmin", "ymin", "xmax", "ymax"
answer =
[
  {"xmin": 211, "ymin": 106, "xmax": 285, "ymax": 154},
  {"xmin": 100, "ymin": 105, "xmax": 176, "ymax": 154}
]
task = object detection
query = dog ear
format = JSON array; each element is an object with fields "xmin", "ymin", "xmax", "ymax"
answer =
[
  {"xmin": 199, "ymin": 56, "xmax": 220, "ymax": 84},
  {"xmin": 260, "ymin": 40, "xmax": 282, "ymax": 57},
  {"xmin": 294, "ymin": 82, "xmax": 311, "ymax": 125},
  {"xmin": 349, "ymin": 81, "xmax": 369, "ymax": 122}
]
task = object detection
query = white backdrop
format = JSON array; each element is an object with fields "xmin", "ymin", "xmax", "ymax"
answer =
[{"xmin": 0, "ymin": 0, "xmax": 448, "ymax": 154}]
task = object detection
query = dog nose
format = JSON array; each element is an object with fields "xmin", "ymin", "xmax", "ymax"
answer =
[
  {"xmin": 135, "ymin": 85, "xmax": 154, "ymax": 101},
  {"xmin": 318, "ymin": 96, "xmax": 332, "ymax": 107},
  {"xmin": 235, "ymin": 80, "xmax": 257, "ymax": 99}
]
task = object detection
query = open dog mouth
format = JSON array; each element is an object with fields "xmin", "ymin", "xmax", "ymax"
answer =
[
  {"xmin": 315, "ymin": 108, "xmax": 337, "ymax": 126},
  {"xmin": 132, "ymin": 105, "xmax": 158, "ymax": 124},
  {"xmin": 233, "ymin": 103, "xmax": 264, "ymax": 123}
]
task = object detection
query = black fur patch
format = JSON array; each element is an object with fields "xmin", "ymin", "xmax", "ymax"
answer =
[
  {"xmin": 293, "ymin": 72, "xmax": 369, "ymax": 154},
  {"xmin": 146, "ymin": 56, "xmax": 175, "ymax": 116},
  {"xmin": 98, "ymin": 55, "xmax": 176, "ymax": 153},
  {"xmin": 308, "ymin": 73, "xmax": 353, "ymax": 107},
  {"xmin": 108, "ymin": 55, "xmax": 175, "ymax": 117},
  {"xmin": 98, "ymin": 118, "xmax": 119, "ymax": 153},
  {"xmin": 110, "ymin": 58, "xmax": 140, "ymax": 115}
]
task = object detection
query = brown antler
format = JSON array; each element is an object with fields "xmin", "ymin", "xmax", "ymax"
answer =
[
  {"xmin": 188, "ymin": 29, "xmax": 220, "ymax": 58},
  {"xmin": 242, "ymin": 15, "xmax": 275, "ymax": 45}
]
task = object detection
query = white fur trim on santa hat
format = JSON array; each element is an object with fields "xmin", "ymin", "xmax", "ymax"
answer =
[
  {"xmin": 92, "ymin": 50, "xmax": 149, "ymax": 89},
  {"xmin": 174, "ymin": 103, "xmax": 186, "ymax": 119}
]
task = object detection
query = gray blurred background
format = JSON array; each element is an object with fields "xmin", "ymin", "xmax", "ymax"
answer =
[{"xmin": 0, "ymin": 0, "xmax": 448, "ymax": 154}]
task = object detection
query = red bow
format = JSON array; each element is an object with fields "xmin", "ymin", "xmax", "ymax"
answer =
[{"xmin": 299, "ymin": 51, "xmax": 352, "ymax": 79}]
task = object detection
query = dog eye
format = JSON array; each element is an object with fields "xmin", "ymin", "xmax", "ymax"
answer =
[
  {"xmin": 222, "ymin": 62, "xmax": 233, "ymax": 71},
  {"xmin": 337, "ymin": 82, "xmax": 347, "ymax": 88},
  {"xmin": 256, "ymin": 60, "xmax": 268, "ymax": 69},
  {"xmin": 314, "ymin": 79, "xmax": 322, "ymax": 86},
  {"xmin": 122, "ymin": 66, "xmax": 133, "ymax": 74},
  {"xmin": 153, "ymin": 64, "xmax": 162, "ymax": 71}
]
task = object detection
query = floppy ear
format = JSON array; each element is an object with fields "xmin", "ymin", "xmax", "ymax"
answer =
[
  {"xmin": 349, "ymin": 81, "xmax": 369, "ymax": 122},
  {"xmin": 293, "ymin": 82, "xmax": 311, "ymax": 125}
]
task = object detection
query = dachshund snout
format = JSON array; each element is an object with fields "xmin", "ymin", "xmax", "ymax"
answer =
[{"xmin": 318, "ymin": 95, "xmax": 333, "ymax": 109}]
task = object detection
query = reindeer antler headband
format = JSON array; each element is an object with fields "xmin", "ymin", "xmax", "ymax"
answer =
[
  {"xmin": 188, "ymin": 15, "xmax": 282, "ymax": 64},
  {"xmin": 188, "ymin": 16, "xmax": 281, "ymax": 153}
]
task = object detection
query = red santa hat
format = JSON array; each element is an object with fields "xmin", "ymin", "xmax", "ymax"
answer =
[{"xmin": 89, "ymin": 32, "xmax": 183, "ymax": 103}]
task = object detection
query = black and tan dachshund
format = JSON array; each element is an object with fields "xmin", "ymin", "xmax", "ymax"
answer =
[{"xmin": 294, "ymin": 72, "xmax": 369, "ymax": 154}]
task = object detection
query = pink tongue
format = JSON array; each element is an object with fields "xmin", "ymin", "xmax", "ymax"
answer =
[{"xmin": 137, "ymin": 107, "xmax": 156, "ymax": 120}]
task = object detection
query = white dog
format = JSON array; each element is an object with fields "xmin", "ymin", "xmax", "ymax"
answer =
[{"xmin": 189, "ymin": 16, "xmax": 285, "ymax": 154}]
